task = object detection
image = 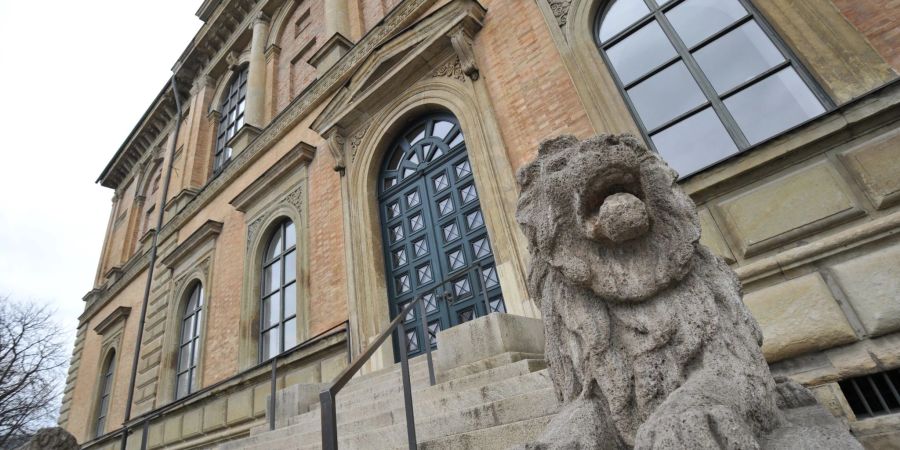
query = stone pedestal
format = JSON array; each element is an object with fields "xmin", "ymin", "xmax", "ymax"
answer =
[{"xmin": 434, "ymin": 313, "xmax": 544, "ymax": 383}]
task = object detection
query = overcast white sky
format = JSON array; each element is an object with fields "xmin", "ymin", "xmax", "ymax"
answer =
[{"xmin": 0, "ymin": 1, "xmax": 204, "ymax": 400}]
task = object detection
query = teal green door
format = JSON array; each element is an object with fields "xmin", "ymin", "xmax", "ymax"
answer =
[{"xmin": 378, "ymin": 114, "xmax": 506, "ymax": 359}]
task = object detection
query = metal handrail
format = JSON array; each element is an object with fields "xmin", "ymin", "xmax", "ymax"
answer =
[{"xmin": 320, "ymin": 295, "xmax": 436, "ymax": 450}]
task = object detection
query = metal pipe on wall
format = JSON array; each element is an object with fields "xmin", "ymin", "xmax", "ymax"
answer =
[{"xmin": 120, "ymin": 73, "xmax": 183, "ymax": 450}]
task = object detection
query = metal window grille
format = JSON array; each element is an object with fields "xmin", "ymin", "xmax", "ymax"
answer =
[{"xmin": 839, "ymin": 369, "xmax": 900, "ymax": 419}]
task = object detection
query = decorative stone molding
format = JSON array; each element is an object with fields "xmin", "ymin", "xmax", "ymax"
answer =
[
  {"xmin": 431, "ymin": 57, "xmax": 467, "ymax": 82},
  {"xmin": 93, "ymin": 306, "xmax": 132, "ymax": 335},
  {"xmin": 323, "ymin": 127, "xmax": 347, "ymax": 172},
  {"xmin": 246, "ymin": 213, "xmax": 269, "ymax": 252},
  {"xmin": 230, "ymin": 141, "xmax": 316, "ymax": 212},
  {"xmin": 160, "ymin": 220, "xmax": 224, "ymax": 268},
  {"xmin": 547, "ymin": 0, "xmax": 572, "ymax": 27},
  {"xmin": 449, "ymin": 26, "xmax": 479, "ymax": 81}
]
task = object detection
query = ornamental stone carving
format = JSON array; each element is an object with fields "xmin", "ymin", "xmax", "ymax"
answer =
[
  {"xmin": 515, "ymin": 134, "xmax": 862, "ymax": 449},
  {"xmin": 431, "ymin": 57, "xmax": 467, "ymax": 82},
  {"xmin": 323, "ymin": 127, "xmax": 347, "ymax": 172},
  {"xmin": 547, "ymin": 0, "xmax": 572, "ymax": 27},
  {"xmin": 285, "ymin": 186, "xmax": 303, "ymax": 213}
]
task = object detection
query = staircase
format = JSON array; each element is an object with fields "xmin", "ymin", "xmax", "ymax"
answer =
[{"xmin": 217, "ymin": 352, "xmax": 558, "ymax": 450}]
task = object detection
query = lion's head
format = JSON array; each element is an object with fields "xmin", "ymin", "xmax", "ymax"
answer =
[{"xmin": 516, "ymin": 134, "xmax": 701, "ymax": 302}]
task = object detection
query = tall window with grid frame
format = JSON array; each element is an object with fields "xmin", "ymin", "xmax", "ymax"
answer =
[
  {"xmin": 596, "ymin": 0, "xmax": 830, "ymax": 177},
  {"xmin": 213, "ymin": 67, "xmax": 248, "ymax": 173},
  {"xmin": 175, "ymin": 282, "xmax": 203, "ymax": 399},
  {"xmin": 259, "ymin": 220, "xmax": 299, "ymax": 361}
]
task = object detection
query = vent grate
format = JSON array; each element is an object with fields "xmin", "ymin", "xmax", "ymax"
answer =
[{"xmin": 838, "ymin": 368, "xmax": 900, "ymax": 419}]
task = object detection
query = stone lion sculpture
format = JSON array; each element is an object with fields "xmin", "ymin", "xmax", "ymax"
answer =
[{"xmin": 515, "ymin": 135, "xmax": 861, "ymax": 449}]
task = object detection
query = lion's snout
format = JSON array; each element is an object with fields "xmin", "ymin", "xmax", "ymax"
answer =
[{"xmin": 585, "ymin": 192, "xmax": 649, "ymax": 243}]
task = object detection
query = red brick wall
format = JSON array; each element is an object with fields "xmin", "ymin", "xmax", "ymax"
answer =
[
  {"xmin": 832, "ymin": 0, "xmax": 900, "ymax": 72},
  {"xmin": 275, "ymin": 0, "xmax": 327, "ymax": 112},
  {"xmin": 475, "ymin": 0, "xmax": 594, "ymax": 171}
]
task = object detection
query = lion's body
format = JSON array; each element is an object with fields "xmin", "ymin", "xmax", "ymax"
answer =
[{"xmin": 515, "ymin": 135, "xmax": 861, "ymax": 449}]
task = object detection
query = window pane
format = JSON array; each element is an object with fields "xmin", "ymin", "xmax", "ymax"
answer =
[
  {"xmin": 666, "ymin": 0, "xmax": 748, "ymax": 48},
  {"xmin": 176, "ymin": 372, "xmax": 190, "ymax": 398},
  {"xmin": 694, "ymin": 21, "xmax": 784, "ymax": 93},
  {"xmin": 261, "ymin": 329, "xmax": 278, "ymax": 360},
  {"xmin": 284, "ymin": 250, "xmax": 296, "ymax": 284},
  {"xmin": 262, "ymin": 293, "xmax": 281, "ymax": 328},
  {"xmin": 284, "ymin": 319, "xmax": 297, "ymax": 350},
  {"xmin": 651, "ymin": 108, "xmax": 739, "ymax": 177},
  {"xmin": 263, "ymin": 264, "xmax": 281, "ymax": 295},
  {"xmin": 607, "ymin": 21, "xmax": 677, "ymax": 84},
  {"xmin": 181, "ymin": 318, "xmax": 194, "ymax": 344},
  {"xmin": 191, "ymin": 339, "xmax": 201, "ymax": 365},
  {"xmin": 284, "ymin": 221, "xmax": 296, "ymax": 249},
  {"xmin": 284, "ymin": 282, "xmax": 297, "ymax": 318},
  {"xmin": 598, "ymin": 0, "xmax": 650, "ymax": 42},
  {"xmin": 266, "ymin": 231, "xmax": 283, "ymax": 261},
  {"xmin": 724, "ymin": 68, "xmax": 825, "ymax": 144},
  {"xmin": 628, "ymin": 62, "xmax": 706, "ymax": 130},
  {"xmin": 178, "ymin": 343, "xmax": 192, "ymax": 370},
  {"xmin": 189, "ymin": 368, "xmax": 198, "ymax": 394}
]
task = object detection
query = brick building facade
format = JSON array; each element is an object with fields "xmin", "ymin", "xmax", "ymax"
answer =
[{"xmin": 61, "ymin": 0, "xmax": 900, "ymax": 448}]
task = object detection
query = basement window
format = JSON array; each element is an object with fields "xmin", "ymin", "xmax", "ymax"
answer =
[{"xmin": 839, "ymin": 368, "xmax": 900, "ymax": 419}]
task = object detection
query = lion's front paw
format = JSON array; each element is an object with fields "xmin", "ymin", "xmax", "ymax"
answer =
[{"xmin": 634, "ymin": 405, "xmax": 759, "ymax": 450}]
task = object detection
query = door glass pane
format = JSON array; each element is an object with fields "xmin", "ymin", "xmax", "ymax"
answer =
[
  {"xmin": 284, "ymin": 250, "xmax": 296, "ymax": 283},
  {"xmin": 284, "ymin": 282, "xmax": 297, "ymax": 318},
  {"xmin": 651, "ymin": 107, "xmax": 739, "ymax": 177},
  {"xmin": 724, "ymin": 68, "xmax": 825, "ymax": 144},
  {"xmin": 627, "ymin": 62, "xmax": 706, "ymax": 130},
  {"xmin": 598, "ymin": 0, "xmax": 650, "ymax": 42},
  {"xmin": 283, "ymin": 319, "xmax": 297, "ymax": 350},
  {"xmin": 606, "ymin": 21, "xmax": 677, "ymax": 84},
  {"xmin": 666, "ymin": 0, "xmax": 748, "ymax": 48},
  {"xmin": 694, "ymin": 21, "xmax": 784, "ymax": 93},
  {"xmin": 433, "ymin": 121, "xmax": 454, "ymax": 140}
]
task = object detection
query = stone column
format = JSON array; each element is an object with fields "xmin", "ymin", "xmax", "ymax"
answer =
[
  {"xmin": 310, "ymin": 0, "xmax": 353, "ymax": 76},
  {"xmin": 245, "ymin": 12, "xmax": 270, "ymax": 129},
  {"xmin": 325, "ymin": 0, "xmax": 350, "ymax": 38}
]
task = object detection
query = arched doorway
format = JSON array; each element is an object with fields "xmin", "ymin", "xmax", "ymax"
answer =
[{"xmin": 378, "ymin": 113, "xmax": 506, "ymax": 358}]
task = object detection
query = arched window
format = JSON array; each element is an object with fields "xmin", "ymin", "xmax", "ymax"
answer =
[
  {"xmin": 94, "ymin": 350, "xmax": 116, "ymax": 437},
  {"xmin": 260, "ymin": 220, "xmax": 298, "ymax": 361},
  {"xmin": 175, "ymin": 282, "xmax": 203, "ymax": 399},
  {"xmin": 596, "ymin": 0, "xmax": 829, "ymax": 177},
  {"xmin": 214, "ymin": 67, "xmax": 249, "ymax": 173}
]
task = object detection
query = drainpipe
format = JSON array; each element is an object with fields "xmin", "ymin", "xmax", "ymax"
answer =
[{"xmin": 120, "ymin": 73, "xmax": 183, "ymax": 450}]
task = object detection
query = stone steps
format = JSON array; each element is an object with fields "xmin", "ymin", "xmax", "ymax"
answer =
[
  {"xmin": 245, "ymin": 359, "xmax": 548, "ymax": 441},
  {"xmin": 216, "ymin": 314, "xmax": 552, "ymax": 450},
  {"xmin": 222, "ymin": 361, "xmax": 551, "ymax": 450}
]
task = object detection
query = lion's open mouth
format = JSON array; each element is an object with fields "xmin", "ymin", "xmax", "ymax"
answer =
[{"xmin": 579, "ymin": 168, "xmax": 650, "ymax": 243}]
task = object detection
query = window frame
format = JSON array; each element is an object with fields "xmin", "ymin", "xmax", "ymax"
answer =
[
  {"xmin": 594, "ymin": 0, "xmax": 833, "ymax": 177},
  {"xmin": 213, "ymin": 66, "xmax": 249, "ymax": 174},
  {"xmin": 94, "ymin": 350, "xmax": 116, "ymax": 438},
  {"xmin": 175, "ymin": 282, "xmax": 203, "ymax": 399},
  {"xmin": 259, "ymin": 220, "xmax": 299, "ymax": 362}
]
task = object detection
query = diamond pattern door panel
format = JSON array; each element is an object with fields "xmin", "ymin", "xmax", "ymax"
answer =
[{"xmin": 379, "ymin": 115, "xmax": 505, "ymax": 359}]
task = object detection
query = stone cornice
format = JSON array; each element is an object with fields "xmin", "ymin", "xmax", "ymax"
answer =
[
  {"xmin": 160, "ymin": 220, "xmax": 224, "ymax": 268},
  {"xmin": 93, "ymin": 306, "xmax": 132, "ymax": 335},
  {"xmin": 230, "ymin": 141, "xmax": 316, "ymax": 212}
]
